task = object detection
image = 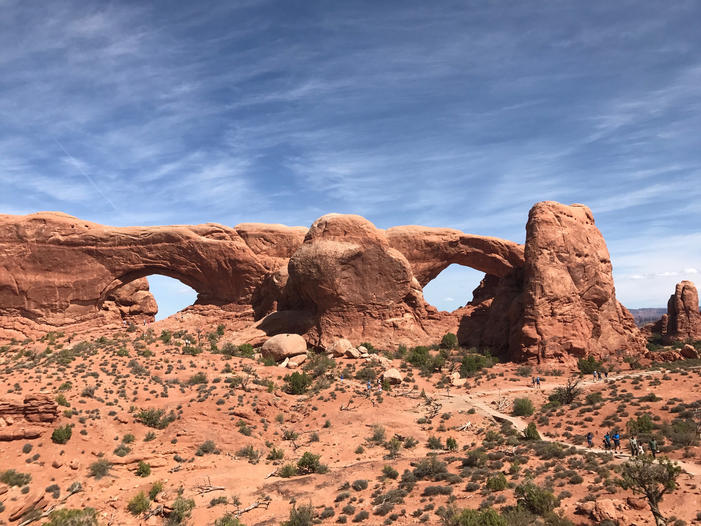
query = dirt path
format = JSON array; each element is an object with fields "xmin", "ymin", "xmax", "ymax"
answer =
[{"xmin": 436, "ymin": 387, "xmax": 701, "ymax": 478}]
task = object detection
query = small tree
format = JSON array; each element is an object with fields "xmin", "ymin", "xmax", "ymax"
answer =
[
  {"xmin": 616, "ymin": 456, "xmax": 681, "ymax": 526},
  {"xmin": 548, "ymin": 378, "xmax": 581, "ymax": 405},
  {"xmin": 513, "ymin": 398, "xmax": 535, "ymax": 416},
  {"xmin": 522, "ymin": 422, "xmax": 541, "ymax": 441},
  {"xmin": 440, "ymin": 333, "xmax": 458, "ymax": 350}
]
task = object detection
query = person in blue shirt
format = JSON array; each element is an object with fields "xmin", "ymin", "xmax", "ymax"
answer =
[{"xmin": 612, "ymin": 431, "xmax": 621, "ymax": 450}]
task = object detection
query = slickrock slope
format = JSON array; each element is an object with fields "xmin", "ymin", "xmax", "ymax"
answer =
[{"xmin": 517, "ymin": 202, "xmax": 644, "ymax": 362}]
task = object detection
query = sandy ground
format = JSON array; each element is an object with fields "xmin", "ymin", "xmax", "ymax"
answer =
[{"xmin": 0, "ymin": 323, "xmax": 699, "ymax": 526}]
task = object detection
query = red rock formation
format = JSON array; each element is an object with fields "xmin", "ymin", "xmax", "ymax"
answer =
[
  {"xmin": 103, "ymin": 277, "xmax": 158, "ymax": 323},
  {"xmin": 0, "ymin": 203, "xmax": 646, "ymax": 364},
  {"xmin": 516, "ymin": 202, "xmax": 644, "ymax": 363},
  {"xmin": 0, "ymin": 394, "xmax": 58, "ymax": 423},
  {"xmin": 0, "ymin": 212, "xmax": 306, "ymax": 338},
  {"xmin": 665, "ymin": 281, "xmax": 701, "ymax": 341},
  {"xmin": 385, "ymin": 226, "xmax": 524, "ymax": 285}
]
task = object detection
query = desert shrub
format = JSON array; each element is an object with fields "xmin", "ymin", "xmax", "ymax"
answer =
[
  {"xmin": 267, "ymin": 447, "xmax": 284, "ymax": 460},
  {"xmin": 237, "ymin": 444, "xmax": 261, "ymax": 464},
  {"xmin": 663, "ymin": 418, "xmax": 698, "ymax": 446},
  {"xmin": 127, "ymin": 492, "xmax": 150, "ymax": 515},
  {"xmin": 439, "ymin": 506, "xmax": 507, "ymax": 526},
  {"xmin": 214, "ymin": 514, "xmax": 244, "ymax": 526},
  {"xmin": 135, "ymin": 408, "xmax": 176, "ymax": 429},
  {"xmin": 548, "ymin": 379, "xmax": 580, "ymax": 405},
  {"xmin": 351, "ymin": 479, "xmax": 368, "ymax": 491},
  {"xmin": 279, "ymin": 463, "xmax": 299, "ymax": 477},
  {"xmin": 46, "ymin": 484, "xmax": 60, "ymax": 499},
  {"xmin": 446, "ymin": 437, "xmax": 458, "ymax": 451},
  {"xmin": 440, "ymin": 333, "xmax": 458, "ymax": 349},
  {"xmin": 382, "ymin": 465, "xmax": 399, "ymax": 479},
  {"xmin": 352, "ymin": 510, "xmax": 369, "ymax": 522},
  {"xmin": 297, "ymin": 452, "xmax": 327, "ymax": 474},
  {"xmin": 187, "ymin": 372, "xmax": 207, "ymax": 384},
  {"xmin": 513, "ymin": 398, "xmax": 534, "ymax": 416},
  {"xmin": 626, "ymin": 414, "xmax": 654, "ymax": 435},
  {"xmin": 136, "ymin": 461, "xmax": 151, "ymax": 477},
  {"xmin": 284, "ymin": 372, "xmax": 313, "ymax": 395},
  {"xmin": 166, "ymin": 497, "xmax": 195, "ymax": 525},
  {"xmin": 51, "ymin": 424, "xmax": 72, "ymax": 444},
  {"xmin": 406, "ymin": 346, "xmax": 445, "ymax": 373},
  {"xmin": 45, "ymin": 509, "xmax": 98, "ymax": 526},
  {"xmin": 196, "ymin": 440, "xmax": 218, "ymax": 456},
  {"xmin": 462, "ymin": 449, "xmax": 487, "ymax": 468},
  {"xmin": 413, "ymin": 456, "xmax": 448, "ymax": 480},
  {"xmin": 0, "ymin": 469, "xmax": 31, "ymax": 487},
  {"xmin": 459, "ymin": 353, "xmax": 496, "ymax": 377},
  {"xmin": 303, "ymin": 353, "xmax": 335, "ymax": 378},
  {"xmin": 522, "ymin": 422, "xmax": 541, "ymax": 441},
  {"xmin": 56, "ymin": 394, "xmax": 70, "ymax": 407},
  {"xmin": 368, "ymin": 424, "xmax": 386, "ymax": 444},
  {"xmin": 282, "ymin": 502, "xmax": 315, "ymax": 526},
  {"xmin": 427, "ymin": 436, "xmax": 443, "ymax": 449},
  {"xmin": 516, "ymin": 365, "xmax": 532, "ymax": 378},
  {"xmin": 515, "ymin": 480, "xmax": 559, "ymax": 515},
  {"xmin": 122, "ymin": 433, "xmax": 136, "ymax": 444},
  {"xmin": 423, "ymin": 485, "xmax": 453, "ymax": 496},
  {"xmin": 89, "ymin": 459, "xmax": 112, "ymax": 479},
  {"xmin": 586, "ymin": 392, "xmax": 603, "ymax": 405},
  {"xmin": 486, "ymin": 472, "xmax": 508, "ymax": 491},
  {"xmin": 114, "ymin": 444, "xmax": 131, "ymax": 457},
  {"xmin": 577, "ymin": 356, "xmax": 602, "ymax": 375},
  {"xmin": 148, "ymin": 481, "xmax": 163, "ymax": 500}
]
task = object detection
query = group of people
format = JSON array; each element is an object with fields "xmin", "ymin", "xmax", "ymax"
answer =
[
  {"xmin": 530, "ymin": 376, "xmax": 541, "ymax": 389},
  {"xmin": 586, "ymin": 431, "xmax": 658, "ymax": 458},
  {"xmin": 592, "ymin": 370, "xmax": 608, "ymax": 381}
]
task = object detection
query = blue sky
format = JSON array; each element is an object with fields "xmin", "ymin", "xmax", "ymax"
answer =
[{"xmin": 1, "ymin": 1, "xmax": 700, "ymax": 317}]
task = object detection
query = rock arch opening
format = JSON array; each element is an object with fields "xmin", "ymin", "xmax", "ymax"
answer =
[
  {"xmin": 421, "ymin": 264, "xmax": 486, "ymax": 312},
  {"xmin": 147, "ymin": 275, "xmax": 198, "ymax": 321}
]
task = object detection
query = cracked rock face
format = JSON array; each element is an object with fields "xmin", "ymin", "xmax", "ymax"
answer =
[{"xmin": 517, "ymin": 201, "xmax": 644, "ymax": 362}]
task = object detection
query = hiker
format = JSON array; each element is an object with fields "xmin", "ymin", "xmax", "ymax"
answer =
[
  {"xmin": 535, "ymin": 376, "xmax": 541, "ymax": 389},
  {"xmin": 531, "ymin": 377, "xmax": 536, "ymax": 388},
  {"xmin": 366, "ymin": 381, "xmax": 371, "ymax": 395},
  {"xmin": 593, "ymin": 370, "xmax": 598, "ymax": 381},
  {"xmin": 612, "ymin": 431, "xmax": 621, "ymax": 451},
  {"xmin": 340, "ymin": 373, "xmax": 344, "ymax": 382},
  {"xmin": 604, "ymin": 371, "xmax": 608, "ymax": 379},
  {"xmin": 586, "ymin": 431, "xmax": 594, "ymax": 447},
  {"xmin": 629, "ymin": 436, "xmax": 638, "ymax": 457},
  {"xmin": 638, "ymin": 443, "xmax": 645, "ymax": 456},
  {"xmin": 377, "ymin": 378, "xmax": 382, "ymax": 393},
  {"xmin": 604, "ymin": 432, "xmax": 611, "ymax": 450},
  {"xmin": 648, "ymin": 437, "xmax": 657, "ymax": 458}
]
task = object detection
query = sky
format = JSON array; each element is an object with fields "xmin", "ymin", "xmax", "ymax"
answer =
[{"xmin": 1, "ymin": 1, "xmax": 700, "ymax": 318}]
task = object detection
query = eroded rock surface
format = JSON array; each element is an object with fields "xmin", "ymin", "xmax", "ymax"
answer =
[
  {"xmin": 516, "ymin": 202, "xmax": 644, "ymax": 362},
  {"xmin": 0, "ymin": 203, "xmax": 647, "ymax": 363}
]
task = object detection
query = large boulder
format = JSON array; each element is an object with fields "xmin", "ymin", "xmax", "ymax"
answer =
[
  {"xmin": 382, "ymin": 368, "xmax": 403, "ymax": 385},
  {"xmin": 261, "ymin": 333, "xmax": 307, "ymax": 361},
  {"xmin": 516, "ymin": 202, "xmax": 645, "ymax": 362}
]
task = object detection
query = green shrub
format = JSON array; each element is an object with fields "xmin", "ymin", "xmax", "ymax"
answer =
[
  {"xmin": 279, "ymin": 463, "xmax": 299, "ymax": 477},
  {"xmin": 51, "ymin": 424, "xmax": 73, "ymax": 444},
  {"xmin": 127, "ymin": 491, "xmax": 150, "ymax": 515},
  {"xmin": 297, "ymin": 452, "xmax": 327, "ymax": 474},
  {"xmin": 214, "ymin": 514, "xmax": 244, "ymax": 526},
  {"xmin": 148, "ymin": 481, "xmax": 163, "ymax": 500},
  {"xmin": 89, "ymin": 459, "xmax": 112, "ymax": 479},
  {"xmin": 459, "ymin": 353, "xmax": 496, "ymax": 377},
  {"xmin": 187, "ymin": 372, "xmax": 208, "ymax": 384},
  {"xmin": 166, "ymin": 497, "xmax": 195, "ymax": 525},
  {"xmin": 585, "ymin": 392, "xmax": 603, "ymax": 405},
  {"xmin": 577, "ymin": 356, "xmax": 602, "ymax": 375},
  {"xmin": 351, "ymin": 479, "xmax": 368, "ymax": 491},
  {"xmin": 114, "ymin": 444, "xmax": 131, "ymax": 457},
  {"xmin": 446, "ymin": 437, "xmax": 458, "ymax": 451},
  {"xmin": 486, "ymin": 472, "xmax": 508, "ymax": 491},
  {"xmin": 440, "ymin": 333, "xmax": 458, "ymax": 349},
  {"xmin": 439, "ymin": 506, "xmax": 507, "ymax": 526},
  {"xmin": 0, "ymin": 469, "xmax": 31, "ymax": 487},
  {"xmin": 196, "ymin": 440, "xmax": 218, "ymax": 456},
  {"xmin": 515, "ymin": 480, "xmax": 559, "ymax": 515},
  {"xmin": 136, "ymin": 461, "xmax": 151, "ymax": 477},
  {"xmin": 522, "ymin": 422, "xmax": 541, "ymax": 441},
  {"xmin": 427, "ymin": 436, "xmax": 443, "ymax": 449},
  {"xmin": 135, "ymin": 408, "xmax": 176, "ymax": 429},
  {"xmin": 382, "ymin": 465, "xmax": 399, "ymax": 479},
  {"xmin": 626, "ymin": 414, "xmax": 654, "ymax": 435},
  {"xmin": 513, "ymin": 398, "xmax": 534, "ymax": 416},
  {"xmin": 284, "ymin": 372, "xmax": 313, "ymax": 395},
  {"xmin": 56, "ymin": 394, "xmax": 70, "ymax": 407},
  {"xmin": 45, "ymin": 508, "xmax": 98, "ymax": 526},
  {"xmin": 282, "ymin": 503, "xmax": 315, "ymax": 526},
  {"xmin": 267, "ymin": 447, "xmax": 284, "ymax": 460}
]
